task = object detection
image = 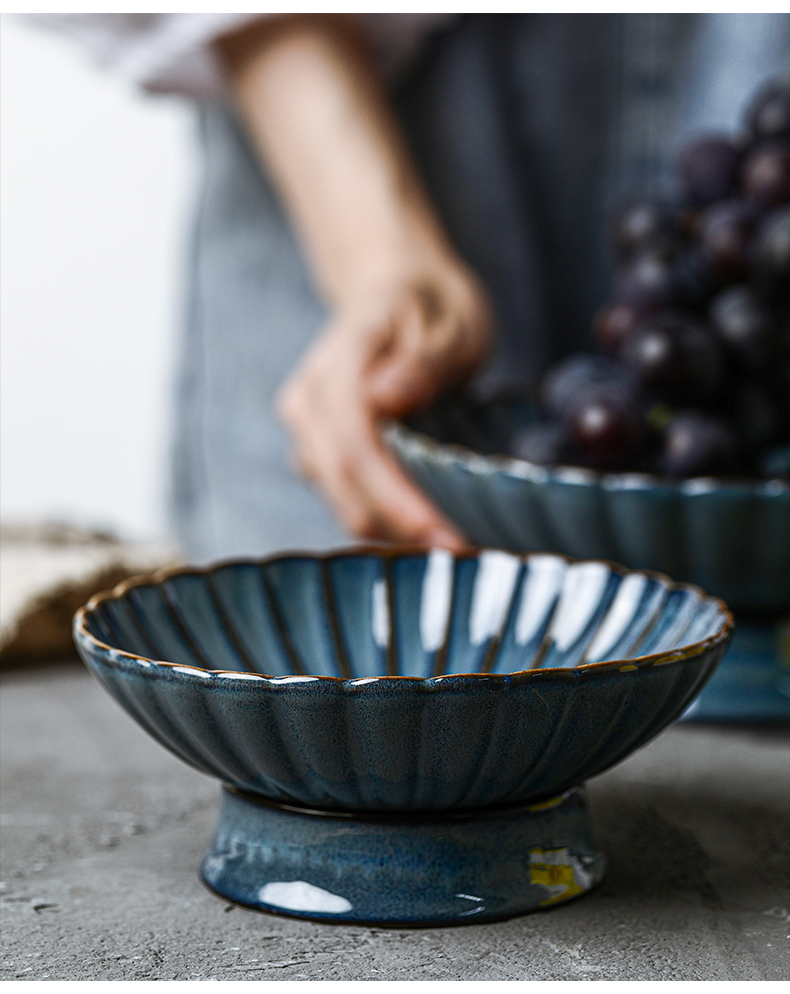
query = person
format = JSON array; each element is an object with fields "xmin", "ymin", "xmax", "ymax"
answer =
[{"xmin": 32, "ymin": 13, "xmax": 790, "ymax": 560}]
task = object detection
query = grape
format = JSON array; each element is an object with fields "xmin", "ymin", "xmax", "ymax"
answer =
[
  {"xmin": 617, "ymin": 246, "xmax": 716, "ymax": 309},
  {"xmin": 509, "ymin": 423, "xmax": 569, "ymax": 465},
  {"xmin": 698, "ymin": 198, "xmax": 756, "ymax": 280},
  {"xmin": 745, "ymin": 80, "xmax": 790, "ymax": 141},
  {"xmin": 540, "ymin": 354, "xmax": 626, "ymax": 421},
  {"xmin": 616, "ymin": 249, "xmax": 683, "ymax": 308},
  {"xmin": 779, "ymin": 314, "xmax": 790, "ymax": 356},
  {"xmin": 658, "ymin": 411, "xmax": 739, "ymax": 476},
  {"xmin": 677, "ymin": 136, "xmax": 741, "ymax": 205},
  {"xmin": 619, "ymin": 315, "xmax": 726, "ymax": 402},
  {"xmin": 730, "ymin": 382, "xmax": 784, "ymax": 452},
  {"xmin": 776, "ymin": 349, "xmax": 790, "ymax": 417},
  {"xmin": 741, "ymin": 140, "xmax": 790, "ymax": 208},
  {"xmin": 709, "ymin": 285, "xmax": 775, "ymax": 369},
  {"xmin": 610, "ymin": 199, "xmax": 678, "ymax": 259},
  {"xmin": 594, "ymin": 301, "xmax": 645, "ymax": 353},
  {"xmin": 676, "ymin": 205, "xmax": 703, "ymax": 240},
  {"xmin": 569, "ymin": 392, "xmax": 646, "ymax": 469},
  {"xmin": 532, "ymin": 79, "xmax": 790, "ymax": 480},
  {"xmin": 619, "ymin": 324, "xmax": 678, "ymax": 394},
  {"xmin": 674, "ymin": 248, "xmax": 718, "ymax": 307},
  {"xmin": 619, "ymin": 324, "xmax": 684, "ymax": 397},
  {"xmin": 672, "ymin": 322, "xmax": 728, "ymax": 398},
  {"xmin": 751, "ymin": 205, "xmax": 790, "ymax": 283}
]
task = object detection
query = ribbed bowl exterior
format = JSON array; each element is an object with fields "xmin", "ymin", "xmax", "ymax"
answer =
[
  {"xmin": 74, "ymin": 550, "xmax": 731, "ymax": 812},
  {"xmin": 387, "ymin": 420, "xmax": 790, "ymax": 613}
]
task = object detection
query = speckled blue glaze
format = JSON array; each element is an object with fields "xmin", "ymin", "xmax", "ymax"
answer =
[
  {"xmin": 386, "ymin": 405, "xmax": 790, "ymax": 614},
  {"xmin": 74, "ymin": 548, "xmax": 731, "ymax": 812},
  {"xmin": 200, "ymin": 786, "xmax": 606, "ymax": 925}
]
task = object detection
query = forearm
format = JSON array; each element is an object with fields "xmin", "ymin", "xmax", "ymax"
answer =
[{"xmin": 216, "ymin": 15, "xmax": 453, "ymax": 308}]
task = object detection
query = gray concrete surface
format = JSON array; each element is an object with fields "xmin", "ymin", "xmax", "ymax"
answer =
[{"xmin": 1, "ymin": 662, "xmax": 788, "ymax": 981}]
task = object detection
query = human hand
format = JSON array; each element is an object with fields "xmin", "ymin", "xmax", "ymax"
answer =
[{"xmin": 277, "ymin": 256, "xmax": 492, "ymax": 544}]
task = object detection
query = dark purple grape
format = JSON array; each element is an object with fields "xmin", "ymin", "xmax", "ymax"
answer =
[
  {"xmin": 741, "ymin": 140, "xmax": 790, "ymax": 208},
  {"xmin": 776, "ymin": 348, "xmax": 790, "ymax": 416},
  {"xmin": 751, "ymin": 205, "xmax": 790, "ymax": 283},
  {"xmin": 540, "ymin": 354, "xmax": 626, "ymax": 421},
  {"xmin": 709, "ymin": 285, "xmax": 775, "ymax": 369},
  {"xmin": 620, "ymin": 324, "xmax": 680, "ymax": 394},
  {"xmin": 669, "ymin": 322, "xmax": 728, "ymax": 399},
  {"xmin": 619, "ymin": 315, "xmax": 727, "ymax": 402},
  {"xmin": 615, "ymin": 250, "xmax": 683, "ymax": 308},
  {"xmin": 609, "ymin": 199, "xmax": 678, "ymax": 259},
  {"xmin": 698, "ymin": 198, "xmax": 756, "ymax": 280},
  {"xmin": 745, "ymin": 80, "xmax": 790, "ymax": 142},
  {"xmin": 571, "ymin": 374, "xmax": 645, "ymax": 417},
  {"xmin": 509, "ymin": 422, "xmax": 569, "ymax": 465},
  {"xmin": 673, "ymin": 248, "xmax": 719, "ymax": 307},
  {"xmin": 535, "ymin": 79, "xmax": 790, "ymax": 481},
  {"xmin": 677, "ymin": 136, "xmax": 741, "ymax": 205},
  {"xmin": 730, "ymin": 382, "xmax": 784, "ymax": 452},
  {"xmin": 676, "ymin": 205, "xmax": 703, "ymax": 240},
  {"xmin": 616, "ymin": 245, "xmax": 716, "ymax": 310},
  {"xmin": 569, "ymin": 393, "xmax": 646, "ymax": 469},
  {"xmin": 594, "ymin": 301, "xmax": 646, "ymax": 353},
  {"xmin": 658, "ymin": 411, "xmax": 740, "ymax": 476}
]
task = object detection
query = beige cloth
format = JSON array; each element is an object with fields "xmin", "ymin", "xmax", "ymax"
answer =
[{"xmin": 0, "ymin": 523, "xmax": 180, "ymax": 665}]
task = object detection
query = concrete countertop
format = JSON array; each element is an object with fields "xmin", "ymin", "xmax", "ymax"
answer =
[{"xmin": 1, "ymin": 662, "xmax": 788, "ymax": 981}]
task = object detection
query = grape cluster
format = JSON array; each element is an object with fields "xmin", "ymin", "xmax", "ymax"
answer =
[{"xmin": 511, "ymin": 79, "xmax": 790, "ymax": 479}]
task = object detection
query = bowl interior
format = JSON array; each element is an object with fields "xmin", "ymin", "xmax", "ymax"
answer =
[{"xmin": 83, "ymin": 550, "xmax": 728, "ymax": 679}]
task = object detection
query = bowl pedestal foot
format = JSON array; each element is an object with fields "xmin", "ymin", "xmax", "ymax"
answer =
[
  {"xmin": 681, "ymin": 615, "xmax": 790, "ymax": 723},
  {"xmin": 200, "ymin": 785, "xmax": 606, "ymax": 926}
]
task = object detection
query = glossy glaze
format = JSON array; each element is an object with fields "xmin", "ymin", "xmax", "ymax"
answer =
[
  {"xmin": 201, "ymin": 786, "xmax": 606, "ymax": 925},
  {"xmin": 74, "ymin": 548, "xmax": 732, "ymax": 812},
  {"xmin": 387, "ymin": 407, "xmax": 790, "ymax": 614}
]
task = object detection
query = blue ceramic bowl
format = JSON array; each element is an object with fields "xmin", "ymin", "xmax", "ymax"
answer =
[
  {"xmin": 386, "ymin": 400, "xmax": 790, "ymax": 614},
  {"xmin": 74, "ymin": 548, "xmax": 731, "ymax": 812}
]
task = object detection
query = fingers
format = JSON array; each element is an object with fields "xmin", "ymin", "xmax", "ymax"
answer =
[
  {"xmin": 276, "ymin": 270, "xmax": 491, "ymax": 546},
  {"xmin": 327, "ymin": 441, "xmax": 466, "ymax": 547},
  {"xmin": 276, "ymin": 334, "xmax": 466, "ymax": 546},
  {"xmin": 332, "ymin": 419, "xmax": 466, "ymax": 546},
  {"xmin": 280, "ymin": 408, "xmax": 467, "ymax": 546}
]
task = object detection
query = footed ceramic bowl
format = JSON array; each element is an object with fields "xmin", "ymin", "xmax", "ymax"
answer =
[{"xmin": 74, "ymin": 547, "xmax": 731, "ymax": 813}]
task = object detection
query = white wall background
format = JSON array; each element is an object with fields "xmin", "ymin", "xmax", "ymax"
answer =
[{"xmin": 1, "ymin": 17, "xmax": 195, "ymax": 540}]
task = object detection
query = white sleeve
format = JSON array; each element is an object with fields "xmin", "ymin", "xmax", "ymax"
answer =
[
  {"xmin": 26, "ymin": 13, "xmax": 457, "ymax": 99},
  {"xmin": 27, "ymin": 14, "xmax": 262, "ymax": 98}
]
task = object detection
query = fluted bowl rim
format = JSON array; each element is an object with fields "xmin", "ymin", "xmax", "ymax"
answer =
[
  {"xmin": 74, "ymin": 546, "xmax": 734, "ymax": 688},
  {"xmin": 386, "ymin": 420, "xmax": 790, "ymax": 498}
]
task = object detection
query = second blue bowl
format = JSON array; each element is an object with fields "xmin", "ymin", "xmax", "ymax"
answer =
[{"xmin": 387, "ymin": 400, "xmax": 790, "ymax": 613}]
